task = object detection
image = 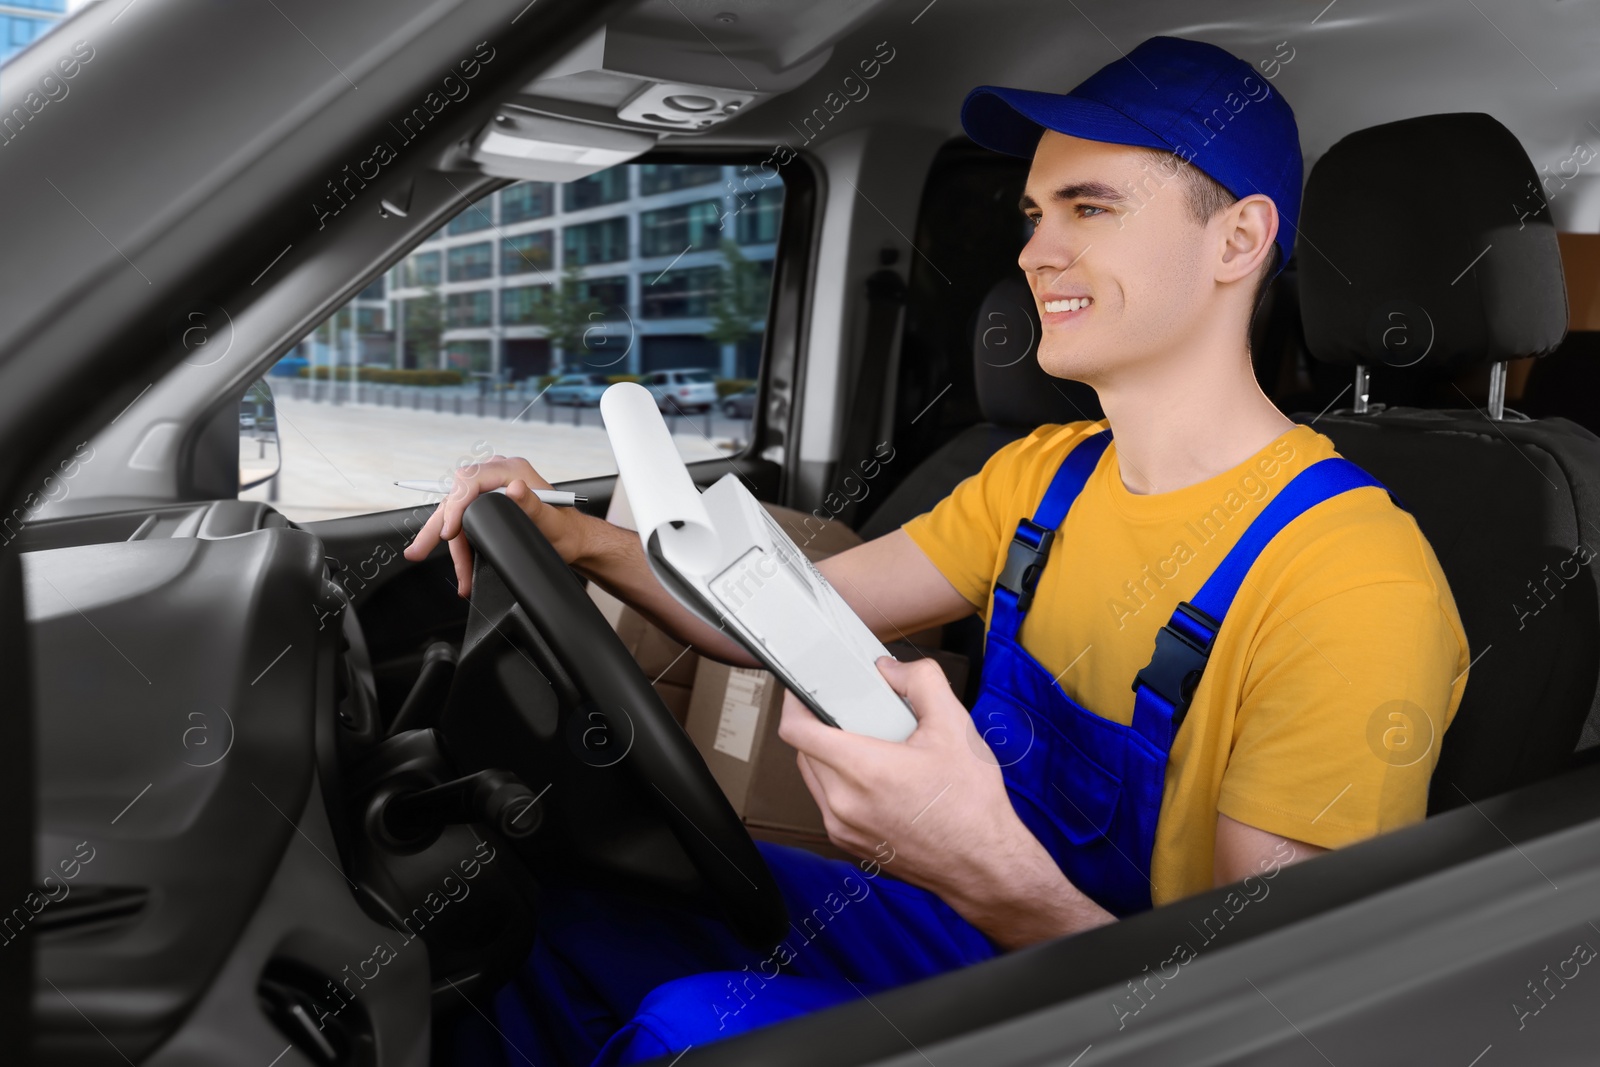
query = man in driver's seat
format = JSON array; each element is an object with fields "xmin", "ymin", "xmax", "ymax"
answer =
[{"xmin": 408, "ymin": 36, "xmax": 1469, "ymax": 1067}]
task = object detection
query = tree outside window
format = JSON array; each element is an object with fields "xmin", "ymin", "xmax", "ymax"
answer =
[
  {"xmin": 705, "ymin": 239, "xmax": 770, "ymax": 349},
  {"xmin": 528, "ymin": 261, "xmax": 606, "ymax": 369},
  {"xmin": 402, "ymin": 287, "xmax": 442, "ymax": 369}
]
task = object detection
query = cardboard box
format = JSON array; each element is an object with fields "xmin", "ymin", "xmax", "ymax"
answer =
[
  {"xmin": 590, "ymin": 479, "xmax": 972, "ymax": 857},
  {"xmin": 683, "ymin": 644, "xmax": 972, "ymax": 855},
  {"xmin": 588, "ymin": 582, "xmax": 698, "ymax": 728}
]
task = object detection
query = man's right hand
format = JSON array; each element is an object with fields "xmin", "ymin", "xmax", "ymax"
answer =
[{"xmin": 402, "ymin": 455, "xmax": 594, "ymax": 598}]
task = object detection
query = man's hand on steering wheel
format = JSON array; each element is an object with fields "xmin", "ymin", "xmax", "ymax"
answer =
[{"xmin": 402, "ymin": 455, "xmax": 595, "ymax": 597}]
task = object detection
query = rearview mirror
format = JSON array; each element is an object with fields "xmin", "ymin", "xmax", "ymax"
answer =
[{"xmin": 239, "ymin": 378, "xmax": 280, "ymax": 494}]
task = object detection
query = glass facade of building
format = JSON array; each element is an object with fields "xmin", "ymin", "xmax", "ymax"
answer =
[{"xmin": 378, "ymin": 162, "xmax": 784, "ymax": 380}]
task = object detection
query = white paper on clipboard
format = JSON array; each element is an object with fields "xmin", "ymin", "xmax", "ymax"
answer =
[{"xmin": 598, "ymin": 383, "xmax": 917, "ymax": 742}]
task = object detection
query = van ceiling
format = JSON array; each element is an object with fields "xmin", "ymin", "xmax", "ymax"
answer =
[{"xmin": 647, "ymin": 0, "xmax": 1600, "ymax": 231}]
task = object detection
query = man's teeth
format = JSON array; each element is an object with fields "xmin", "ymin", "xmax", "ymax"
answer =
[{"xmin": 1044, "ymin": 297, "xmax": 1093, "ymax": 313}]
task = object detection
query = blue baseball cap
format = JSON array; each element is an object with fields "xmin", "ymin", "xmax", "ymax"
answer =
[{"xmin": 961, "ymin": 36, "xmax": 1302, "ymax": 274}]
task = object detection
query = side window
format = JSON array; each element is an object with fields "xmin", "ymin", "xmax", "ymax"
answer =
[{"xmin": 242, "ymin": 161, "xmax": 785, "ymax": 522}]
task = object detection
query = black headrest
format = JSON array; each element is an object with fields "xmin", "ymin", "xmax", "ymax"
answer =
[
  {"xmin": 970, "ymin": 274, "xmax": 1103, "ymax": 427},
  {"xmin": 1299, "ymin": 112, "xmax": 1567, "ymax": 372}
]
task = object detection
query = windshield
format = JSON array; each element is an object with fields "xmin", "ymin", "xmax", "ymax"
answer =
[{"xmin": 240, "ymin": 162, "xmax": 783, "ymax": 522}]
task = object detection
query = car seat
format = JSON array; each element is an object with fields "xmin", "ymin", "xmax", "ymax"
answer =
[
  {"xmin": 1292, "ymin": 111, "xmax": 1600, "ymax": 814},
  {"xmin": 860, "ymin": 273, "xmax": 1104, "ymax": 539},
  {"xmin": 857, "ymin": 273, "xmax": 1102, "ymax": 695}
]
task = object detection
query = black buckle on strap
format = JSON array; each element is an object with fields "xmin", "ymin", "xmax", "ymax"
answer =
[
  {"xmin": 1132, "ymin": 601, "xmax": 1220, "ymax": 727},
  {"xmin": 996, "ymin": 520, "xmax": 1055, "ymax": 614}
]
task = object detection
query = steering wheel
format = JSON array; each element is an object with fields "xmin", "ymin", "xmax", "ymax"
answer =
[{"xmin": 456, "ymin": 491, "xmax": 788, "ymax": 949}]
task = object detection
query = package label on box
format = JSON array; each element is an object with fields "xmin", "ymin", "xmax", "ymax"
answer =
[{"xmin": 714, "ymin": 668, "xmax": 770, "ymax": 761}]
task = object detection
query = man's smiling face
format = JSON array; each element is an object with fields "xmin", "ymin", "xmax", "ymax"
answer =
[{"xmin": 1017, "ymin": 129, "xmax": 1260, "ymax": 387}]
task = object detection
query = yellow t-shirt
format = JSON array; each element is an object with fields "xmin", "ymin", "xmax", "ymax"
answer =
[{"xmin": 902, "ymin": 419, "xmax": 1469, "ymax": 906}]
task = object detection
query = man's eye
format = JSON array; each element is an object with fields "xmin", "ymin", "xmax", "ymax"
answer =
[{"xmin": 1078, "ymin": 204, "xmax": 1107, "ymax": 218}]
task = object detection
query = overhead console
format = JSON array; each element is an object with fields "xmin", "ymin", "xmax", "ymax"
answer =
[{"xmin": 467, "ymin": 0, "xmax": 897, "ymax": 181}]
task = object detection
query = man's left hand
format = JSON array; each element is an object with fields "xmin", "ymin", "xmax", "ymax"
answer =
[{"xmin": 776, "ymin": 656, "xmax": 1031, "ymax": 910}]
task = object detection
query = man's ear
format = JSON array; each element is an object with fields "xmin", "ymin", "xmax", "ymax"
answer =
[{"xmin": 1218, "ymin": 195, "xmax": 1277, "ymax": 285}]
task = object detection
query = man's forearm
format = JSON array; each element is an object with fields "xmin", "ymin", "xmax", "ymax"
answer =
[
  {"xmin": 943, "ymin": 828, "xmax": 1117, "ymax": 952},
  {"xmin": 572, "ymin": 515, "xmax": 759, "ymax": 667}
]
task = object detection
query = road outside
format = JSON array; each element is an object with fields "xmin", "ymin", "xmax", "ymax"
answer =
[{"xmin": 241, "ymin": 393, "xmax": 751, "ymax": 522}]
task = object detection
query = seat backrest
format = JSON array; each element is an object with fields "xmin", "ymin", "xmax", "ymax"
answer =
[
  {"xmin": 858, "ymin": 274, "xmax": 1101, "ymax": 540},
  {"xmin": 1294, "ymin": 111, "xmax": 1600, "ymax": 812}
]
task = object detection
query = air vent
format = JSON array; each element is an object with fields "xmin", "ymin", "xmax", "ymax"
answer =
[{"xmin": 34, "ymin": 885, "xmax": 148, "ymax": 936}]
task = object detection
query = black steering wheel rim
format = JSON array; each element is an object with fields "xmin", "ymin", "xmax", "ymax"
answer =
[{"xmin": 460, "ymin": 492, "xmax": 788, "ymax": 949}]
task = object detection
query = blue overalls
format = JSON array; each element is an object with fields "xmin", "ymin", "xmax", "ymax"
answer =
[{"xmin": 448, "ymin": 429, "xmax": 1400, "ymax": 1066}]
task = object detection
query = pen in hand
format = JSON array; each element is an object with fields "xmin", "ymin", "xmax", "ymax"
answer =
[{"xmin": 393, "ymin": 479, "xmax": 586, "ymax": 508}]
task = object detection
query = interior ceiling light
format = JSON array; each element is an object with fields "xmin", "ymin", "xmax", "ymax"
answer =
[{"xmin": 469, "ymin": 111, "xmax": 655, "ymax": 182}]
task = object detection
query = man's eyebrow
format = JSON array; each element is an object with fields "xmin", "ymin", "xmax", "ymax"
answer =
[{"xmin": 1017, "ymin": 181, "xmax": 1128, "ymax": 214}]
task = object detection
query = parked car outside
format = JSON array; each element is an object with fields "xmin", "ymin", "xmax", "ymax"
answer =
[
  {"xmin": 643, "ymin": 368, "xmax": 717, "ymax": 413},
  {"xmin": 721, "ymin": 384, "xmax": 758, "ymax": 419},
  {"xmin": 542, "ymin": 372, "xmax": 609, "ymax": 406}
]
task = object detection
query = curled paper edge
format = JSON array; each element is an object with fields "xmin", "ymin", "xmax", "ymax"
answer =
[{"xmin": 599, "ymin": 382, "xmax": 721, "ymax": 575}]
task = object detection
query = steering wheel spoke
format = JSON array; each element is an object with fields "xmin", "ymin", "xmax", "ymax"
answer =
[{"xmin": 440, "ymin": 492, "xmax": 788, "ymax": 950}]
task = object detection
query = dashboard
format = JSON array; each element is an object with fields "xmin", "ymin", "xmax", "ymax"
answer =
[{"xmin": 20, "ymin": 499, "xmax": 428, "ymax": 1065}]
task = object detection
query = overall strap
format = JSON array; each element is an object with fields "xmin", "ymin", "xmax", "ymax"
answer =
[
  {"xmin": 1130, "ymin": 457, "xmax": 1405, "ymax": 749},
  {"xmin": 990, "ymin": 428, "xmax": 1113, "ymax": 642}
]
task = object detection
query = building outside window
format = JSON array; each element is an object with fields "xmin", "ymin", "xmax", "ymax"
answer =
[
  {"xmin": 447, "ymin": 242, "xmax": 493, "ymax": 282},
  {"xmin": 562, "ymin": 167, "xmax": 630, "ymax": 211},
  {"xmin": 445, "ymin": 340, "xmax": 492, "ymax": 373},
  {"xmin": 447, "ymin": 199, "xmax": 494, "ymax": 235},
  {"xmin": 639, "ymin": 200, "xmax": 724, "ymax": 257},
  {"xmin": 500, "ymin": 182, "xmax": 555, "ymax": 223},
  {"xmin": 579, "ymin": 275, "xmax": 630, "ymax": 311},
  {"xmin": 735, "ymin": 186, "xmax": 785, "ymax": 245},
  {"xmin": 501, "ymin": 232, "xmax": 553, "ymax": 275},
  {"xmin": 563, "ymin": 218, "xmax": 629, "ymax": 266},
  {"xmin": 356, "ymin": 307, "xmax": 385, "ymax": 333},
  {"xmin": 637, "ymin": 164, "xmax": 723, "ymax": 195},
  {"xmin": 501, "ymin": 285, "xmax": 550, "ymax": 325},
  {"xmin": 374, "ymin": 162, "xmax": 785, "ymax": 380},
  {"xmin": 446, "ymin": 290, "xmax": 492, "ymax": 329},
  {"xmin": 641, "ymin": 266, "xmax": 723, "ymax": 318},
  {"xmin": 402, "ymin": 251, "xmax": 441, "ymax": 287}
]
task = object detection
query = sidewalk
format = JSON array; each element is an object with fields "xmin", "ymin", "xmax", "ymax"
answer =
[{"xmin": 242, "ymin": 394, "xmax": 739, "ymax": 522}]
